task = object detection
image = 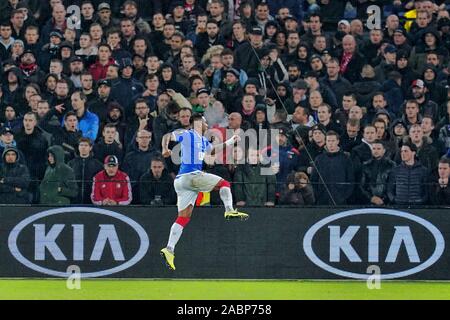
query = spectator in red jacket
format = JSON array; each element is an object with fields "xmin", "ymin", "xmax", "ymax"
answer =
[
  {"xmin": 91, "ymin": 155, "xmax": 132, "ymax": 205},
  {"xmin": 89, "ymin": 43, "xmax": 116, "ymax": 81}
]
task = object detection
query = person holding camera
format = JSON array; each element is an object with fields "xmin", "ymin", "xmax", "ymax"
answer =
[
  {"xmin": 139, "ymin": 155, "xmax": 176, "ymax": 205},
  {"xmin": 279, "ymin": 171, "xmax": 315, "ymax": 205}
]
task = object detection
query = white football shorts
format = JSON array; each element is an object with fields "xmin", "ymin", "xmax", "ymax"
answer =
[{"xmin": 174, "ymin": 171, "xmax": 223, "ymax": 212}]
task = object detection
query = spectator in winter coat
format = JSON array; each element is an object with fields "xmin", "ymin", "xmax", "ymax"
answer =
[
  {"xmin": 91, "ymin": 155, "xmax": 132, "ymax": 206},
  {"xmin": 279, "ymin": 171, "xmax": 315, "ymax": 205},
  {"xmin": 0, "ymin": 147, "xmax": 31, "ymax": 204},
  {"xmin": 139, "ymin": 155, "xmax": 176, "ymax": 205},
  {"xmin": 122, "ymin": 129, "xmax": 160, "ymax": 203},
  {"xmin": 431, "ymin": 156, "xmax": 450, "ymax": 205},
  {"xmin": 51, "ymin": 111, "xmax": 82, "ymax": 162},
  {"xmin": 233, "ymin": 148, "xmax": 277, "ymax": 207},
  {"xmin": 110, "ymin": 58, "xmax": 145, "ymax": 119},
  {"xmin": 68, "ymin": 137, "xmax": 103, "ymax": 204},
  {"xmin": 388, "ymin": 142, "xmax": 429, "ymax": 205},
  {"xmin": 311, "ymin": 130, "xmax": 355, "ymax": 205},
  {"xmin": 93, "ymin": 123, "xmax": 124, "ymax": 164},
  {"xmin": 39, "ymin": 145, "xmax": 78, "ymax": 205},
  {"xmin": 360, "ymin": 140, "xmax": 396, "ymax": 205},
  {"xmin": 15, "ymin": 112, "xmax": 49, "ymax": 201}
]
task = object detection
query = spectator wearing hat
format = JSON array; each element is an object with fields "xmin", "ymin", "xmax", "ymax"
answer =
[
  {"xmin": 216, "ymin": 68, "xmax": 244, "ymax": 114},
  {"xmin": 388, "ymin": 142, "xmax": 430, "ymax": 205},
  {"xmin": 110, "ymin": 57, "xmax": 144, "ymax": 118},
  {"xmin": 422, "ymin": 63, "xmax": 447, "ymax": 106},
  {"xmin": 309, "ymin": 53, "xmax": 326, "ymax": 78},
  {"xmin": 311, "ymin": 130, "xmax": 355, "ymax": 205},
  {"xmin": 68, "ymin": 55, "xmax": 85, "ymax": 89},
  {"xmin": 39, "ymin": 144, "xmax": 78, "ymax": 205},
  {"xmin": 392, "ymin": 29, "xmax": 412, "ymax": 56},
  {"xmin": 0, "ymin": 146, "xmax": 31, "ymax": 204},
  {"xmin": 410, "ymin": 28, "xmax": 449, "ymax": 74},
  {"xmin": 234, "ymin": 26, "xmax": 265, "ymax": 74},
  {"xmin": 337, "ymin": 34, "xmax": 366, "ymax": 84},
  {"xmin": 39, "ymin": 29, "xmax": 64, "ymax": 71},
  {"xmin": 18, "ymin": 49, "xmax": 45, "ymax": 85},
  {"xmin": 97, "ymin": 2, "xmax": 119, "ymax": 33},
  {"xmin": 297, "ymin": 124, "xmax": 327, "ymax": 175},
  {"xmin": 374, "ymin": 44, "xmax": 398, "ymax": 83},
  {"xmin": 0, "ymin": 126, "xmax": 26, "ymax": 166},
  {"xmin": 91, "ymin": 155, "xmax": 132, "ymax": 206},
  {"xmin": 2, "ymin": 67, "xmax": 24, "ymax": 113},
  {"xmin": 410, "ymin": 78, "xmax": 440, "ymax": 123}
]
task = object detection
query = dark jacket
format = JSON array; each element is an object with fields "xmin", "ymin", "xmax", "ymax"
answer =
[
  {"xmin": 68, "ymin": 155, "xmax": 103, "ymax": 204},
  {"xmin": 51, "ymin": 127, "xmax": 83, "ymax": 162},
  {"xmin": 0, "ymin": 147, "xmax": 31, "ymax": 204},
  {"xmin": 93, "ymin": 139, "xmax": 124, "ymax": 164},
  {"xmin": 233, "ymin": 164, "xmax": 276, "ymax": 206},
  {"xmin": 39, "ymin": 145, "xmax": 78, "ymax": 205},
  {"xmin": 110, "ymin": 76, "xmax": 145, "ymax": 119},
  {"xmin": 338, "ymin": 51, "xmax": 366, "ymax": 84},
  {"xmin": 15, "ymin": 127, "xmax": 49, "ymax": 181},
  {"xmin": 320, "ymin": 75, "xmax": 353, "ymax": 109},
  {"xmin": 430, "ymin": 177, "xmax": 450, "ymax": 205},
  {"xmin": 311, "ymin": 149, "xmax": 355, "ymax": 205},
  {"xmin": 360, "ymin": 156, "xmax": 396, "ymax": 204},
  {"xmin": 139, "ymin": 169, "xmax": 176, "ymax": 205},
  {"xmin": 122, "ymin": 145, "xmax": 159, "ymax": 203},
  {"xmin": 387, "ymin": 160, "xmax": 429, "ymax": 205}
]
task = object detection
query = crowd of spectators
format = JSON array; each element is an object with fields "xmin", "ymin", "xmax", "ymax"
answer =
[{"xmin": 0, "ymin": 0, "xmax": 449, "ymax": 207}]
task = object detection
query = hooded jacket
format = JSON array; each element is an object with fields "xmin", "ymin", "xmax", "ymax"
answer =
[
  {"xmin": 0, "ymin": 147, "xmax": 31, "ymax": 204},
  {"xmin": 233, "ymin": 163, "xmax": 277, "ymax": 206},
  {"xmin": 39, "ymin": 145, "xmax": 78, "ymax": 205}
]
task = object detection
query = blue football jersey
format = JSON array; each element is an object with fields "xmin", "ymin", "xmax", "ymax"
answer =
[{"xmin": 173, "ymin": 129, "xmax": 212, "ymax": 176}]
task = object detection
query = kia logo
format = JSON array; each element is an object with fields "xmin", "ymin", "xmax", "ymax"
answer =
[
  {"xmin": 8, "ymin": 207, "xmax": 149, "ymax": 278},
  {"xmin": 303, "ymin": 208, "xmax": 445, "ymax": 280}
]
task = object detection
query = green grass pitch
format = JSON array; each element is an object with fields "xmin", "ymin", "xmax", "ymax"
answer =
[{"xmin": 0, "ymin": 280, "xmax": 450, "ymax": 299}]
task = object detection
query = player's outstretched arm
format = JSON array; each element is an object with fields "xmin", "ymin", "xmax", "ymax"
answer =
[
  {"xmin": 210, "ymin": 134, "xmax": 241, "ymax": 156},
  {"xmin": 162, "ymin": 132, "xmax": 176, "ymax": 157}
]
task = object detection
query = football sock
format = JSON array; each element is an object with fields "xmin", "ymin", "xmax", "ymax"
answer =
[
  {"xmin": 167, "ymin": 217, "xmax": 190, "ymax": 252},
  {"xmin": 219, "ymin": 186, "xmax": 234, "ymax": 212}
]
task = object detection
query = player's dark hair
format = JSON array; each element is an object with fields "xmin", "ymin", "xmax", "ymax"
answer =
[{"xmin": 189, "ymin": 113, "xmax": 204, "ymax": 124}]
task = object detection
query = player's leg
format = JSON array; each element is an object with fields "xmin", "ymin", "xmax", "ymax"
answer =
[
  {"xmin": 195, "ymin": 172, "xmax": 249, "ymax": 220},
  {"xmin": 161, "ymin": 204, "xmax": 195, "ymax": 271},
  {"xmin": 215, "ymin": 179, "xmax": 249, "ymax": 220},
  {"xmin": 161, "ymin": 175, "xmax": 197, "ymax": 270}
]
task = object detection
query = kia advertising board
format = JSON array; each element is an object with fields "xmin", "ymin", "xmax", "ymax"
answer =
[{"xmin": 0, "ymin": 206, "xmax": 449, "ymax": 280}]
